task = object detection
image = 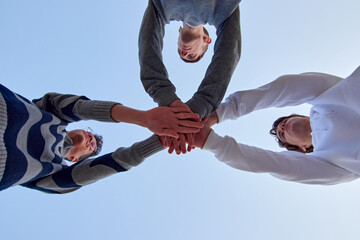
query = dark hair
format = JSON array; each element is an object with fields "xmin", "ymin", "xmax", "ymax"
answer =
[
  {"xmin": 79, "ymin": 134, "xmax": 104, "ymax": 161},
  {"xmin": 269, "ymin": 114, "xmax": 314, "ymax": 153},
  {"xmin": 180, "ymin": 26, "xmax": 209, "ymax": 63}
]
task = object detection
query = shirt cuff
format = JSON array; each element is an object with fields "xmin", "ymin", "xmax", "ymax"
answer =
[
  {"xmin": 203, "ymin": 130, "xmax": 222, "ymax": 152},
  {"xmin": 215, "ymin": 104, "xmax": 227, "ymax": 124}
]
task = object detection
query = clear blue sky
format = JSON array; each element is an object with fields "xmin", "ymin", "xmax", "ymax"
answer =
[{"xmin": 1, "ymin": 1, "xmax": 360, "ymax": 240}]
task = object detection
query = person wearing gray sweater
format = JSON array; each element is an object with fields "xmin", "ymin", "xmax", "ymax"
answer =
[
  {"xmin": 0, "ymin": 84, "xmax": 202, "ymax": 193},
  {"xmin": 139, "ymin": 0, "xmax": 242, "ymax": 119}
]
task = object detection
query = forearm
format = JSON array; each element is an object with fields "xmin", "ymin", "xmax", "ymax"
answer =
[
  {"xmin": 139, "ymin": 0, "xmax": 179, "ymax": 106},
  {"xmin": 110, "ymin": 104, "xmax": 147, "ymax": 127},
  {"xmin": 186, "ymin": 7, "xmax": 241, "ymax": 118}
]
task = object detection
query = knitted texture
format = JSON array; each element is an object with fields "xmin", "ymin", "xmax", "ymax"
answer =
[
  {"xmin": 0, "ymin": 84, "xmax": 159, "ymax": 193},
  {"xmin": 0, "ymin": 93, "xmax": 7, "ymax": 182}
]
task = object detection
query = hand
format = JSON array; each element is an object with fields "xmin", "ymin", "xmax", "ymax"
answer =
[
  {"xmin": 194, "ymin": 123, "xmax": 212, "ymax": 149},
  {"xmin": 169, "ymin": 99, "xmax": 191, "ymax": 111},
  {"xmin": 162, "ymin": 133, "xmax": 195, "ymax": 154},
  {"xmin": 145, "ymin": 106, "xmax": 203, "ymax": 138},
  {"xmin": 160, "ymin": 100, "xmax": 203, "ymax": 153},
  {"xmin": 207, "ymin": 112, "xmax": 219, "ymax": 127}
]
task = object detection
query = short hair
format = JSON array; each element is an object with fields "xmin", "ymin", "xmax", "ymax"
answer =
[
  {"xmin": 79, "ymin": 134, "xmax": 104, "ymax": 161},
  {"xmin": 180, "ymin": 26, "xmax": 210, "ymax": 63},
  {"xmin": 269, "ymin": 114, "xmax": 314, "ymax": 153}
]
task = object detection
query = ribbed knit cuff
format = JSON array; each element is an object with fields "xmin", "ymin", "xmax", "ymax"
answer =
[
  {"xmin": 74, "ymin": 100, "xmax": 119, "ymax": 122},
  {"xmin": 155, "ymin": 90, "xmax": 179, "ymax": 107},
  {"xmin": 0, "ymin": 93, "xmax": 8, "ymax": 182},
  {"xmin": 215, "ymin": 103, "xmax": 227, "ymax": 124},
  {"xmin": 135, "ymin": 134, "xmax": 165, "ymax": 159},
  {"xmin": 202, "ymin": 129, "xmax": 220, "ymax": 152},
  {"xmin": 186, "ymin": 96, "xmax": 209, "ymax": 119},
  {"xmin": 112, "ymin": 134, "xmax": 165, "ymax": 169}
]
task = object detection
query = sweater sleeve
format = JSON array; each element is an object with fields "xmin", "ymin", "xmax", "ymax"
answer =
[
  {"xmin": 138, "ymin": 0, "xmax": 179, "ymax": 107},
  {"xmin": 32, "ymin": 93, "xmax": 119, "ymax": 123},
  {"xmin": 203, "ymin": 130, "xmax": 357, "ymax": 185},
  {"xmin": 186, "ymin": 7, "xmax": 241, "ymax": 118},
  {"xmin": 216, "ymin": 72, "xmax": 343, "ymax": 123},
  {"xmin": 22, "ymin": 135, "xmax": 164, "ymax": 194}
]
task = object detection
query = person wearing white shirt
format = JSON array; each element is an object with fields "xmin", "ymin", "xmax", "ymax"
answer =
[{"xmin": 194, "ymin": 65, "xmax": 360, "ymax": 185}]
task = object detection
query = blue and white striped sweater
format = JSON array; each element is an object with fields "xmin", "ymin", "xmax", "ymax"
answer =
[{"xmin": 0, "ymin": 84, "xmax": 164, "ymax": 194}]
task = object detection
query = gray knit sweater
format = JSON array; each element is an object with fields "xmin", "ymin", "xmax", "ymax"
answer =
[
  {"xmin": 139, "ymin": 0, "xmax": 242, "ymax": 118},
  {"xmin": 0, "ymin": 84, "xmax": 163, "ymax": 193}
]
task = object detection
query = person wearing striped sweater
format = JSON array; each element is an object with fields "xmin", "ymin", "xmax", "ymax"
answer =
[{"xmin": 0, "ymin": 84, "xmax": 202, "ymax": 194}]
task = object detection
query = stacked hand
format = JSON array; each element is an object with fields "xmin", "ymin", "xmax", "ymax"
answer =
[
  {"xmin": 145, "ymin": 105, "xmax": 203, "ymax": 138},
  {"xmin": 159, "ymin": 100, "xmax": 219, "ymax": 154}
]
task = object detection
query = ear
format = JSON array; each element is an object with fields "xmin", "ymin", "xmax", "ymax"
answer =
[
  {"xmin": 203, "ymin": 36, "xmax": 212, "ymax": 45},
  {"xmin": 178, "ymin": 26, "xmax": 182, "ymax": 32}
]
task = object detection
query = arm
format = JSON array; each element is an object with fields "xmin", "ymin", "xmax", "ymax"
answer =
[
  {"xmin": 138, "ymin": 0, "xmax": 179, "ymax": 106},
  {"xmin": 201, "ymin": 130, "xmax": 357, "ymax": 185},
  {"xmin": 186, "ymin": 7, "xmax": 241, "ymax": 118},
  {"xmin": 22, "ymin": 135, "xmax": 164, "ymax": 193},
  {"xmin": 111, "ymin": 104, "xmax": 203, "ymax": 138},
  {"xmin": 216, "ymin": 72, "xmax": 343, "ymax": 123},
  {"xmin": 34, "ymin": 93, "xmax": 202, "ymax": 137}
]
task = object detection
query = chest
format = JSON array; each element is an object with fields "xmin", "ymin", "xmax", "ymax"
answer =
[{"xmin": 310, "ymin": 104, "xmax": 360, "ymax": 155}]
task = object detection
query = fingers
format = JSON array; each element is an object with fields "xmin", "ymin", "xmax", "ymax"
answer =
[
  {"xmin": 171, "ymin": 106, "xmax": 193, "ymax": 113},
  {"xmin": 179, "ymin": 134, "xmax": 187, "ymax": 154},
  {"xmin": 168, "ymin": 143, "xmax": 175, "ymax": 154},
  {"xmin": 164, "ymin": 135, "xmax": 191, "ymax": 155},
  {"xmin": 157, "ymin": 129, "xmax": 179, "ymax": 138},
  {"xmin": 162, "ymin": 136, "xmax": 172, "ymax": 148},
  {"xmin": 177, "ymin": 119, "xmax": 204, "ymax": 128},
  {"xmin": 173, "ymin": 138, "xmax": 181, "ymax": 154},
  {"xmin": 187, "ymin": 145, "xmax": 195, "ymax": 152},
  {"xmin": 186, "ymin": 133, "xmax": 195, "ymax": 149},
  {"xmin": 175, "ymin": 126, "xmax": 201, "ymax": 134},
  {"xmin": 174, "ymin": 111, "xmax": 200, "ymax": 119}
]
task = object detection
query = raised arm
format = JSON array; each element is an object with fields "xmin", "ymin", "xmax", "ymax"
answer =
[
  {"xmin": 34, "ymin": 91, "xmax": 203, "ymax": 137},
  {"xmin": 216, "ymin": 72, "xmax": 343, "ymax": 123},
  {"xmin": 198, "ymin": 128, "xmax": 357, "ymax": 185},
  {"xmin": 22, "ymin": 135, "xmax": 164, "ymax": 193},
  {"xmin": 186, "ymin": 7, "xmax": 241, "ymax": 118},
  {"xmin": 138, "ymin": 0, "xmax": 179, "ymax": 107}
]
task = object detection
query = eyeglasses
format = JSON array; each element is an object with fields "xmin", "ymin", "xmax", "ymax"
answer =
[{"xmin": 85, "ymin": 127, "xmax": 97, "ymax": 152}]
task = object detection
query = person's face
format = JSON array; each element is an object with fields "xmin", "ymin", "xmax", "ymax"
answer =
[
  {"xmin": 177, "ymin": 27, "xmax": 210, "ymax": 61},
  {"xmin": 66, "ymin": 129, "xmax": 97, "ymax": 162},
  {"xmin": 276, "ymin": 116, "xmax": 312, "ymax": 152}
]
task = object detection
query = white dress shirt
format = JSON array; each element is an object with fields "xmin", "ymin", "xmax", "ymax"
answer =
[{"xmin": 204, "ymin": 66, "xmax": 360, "ymax": 185}]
